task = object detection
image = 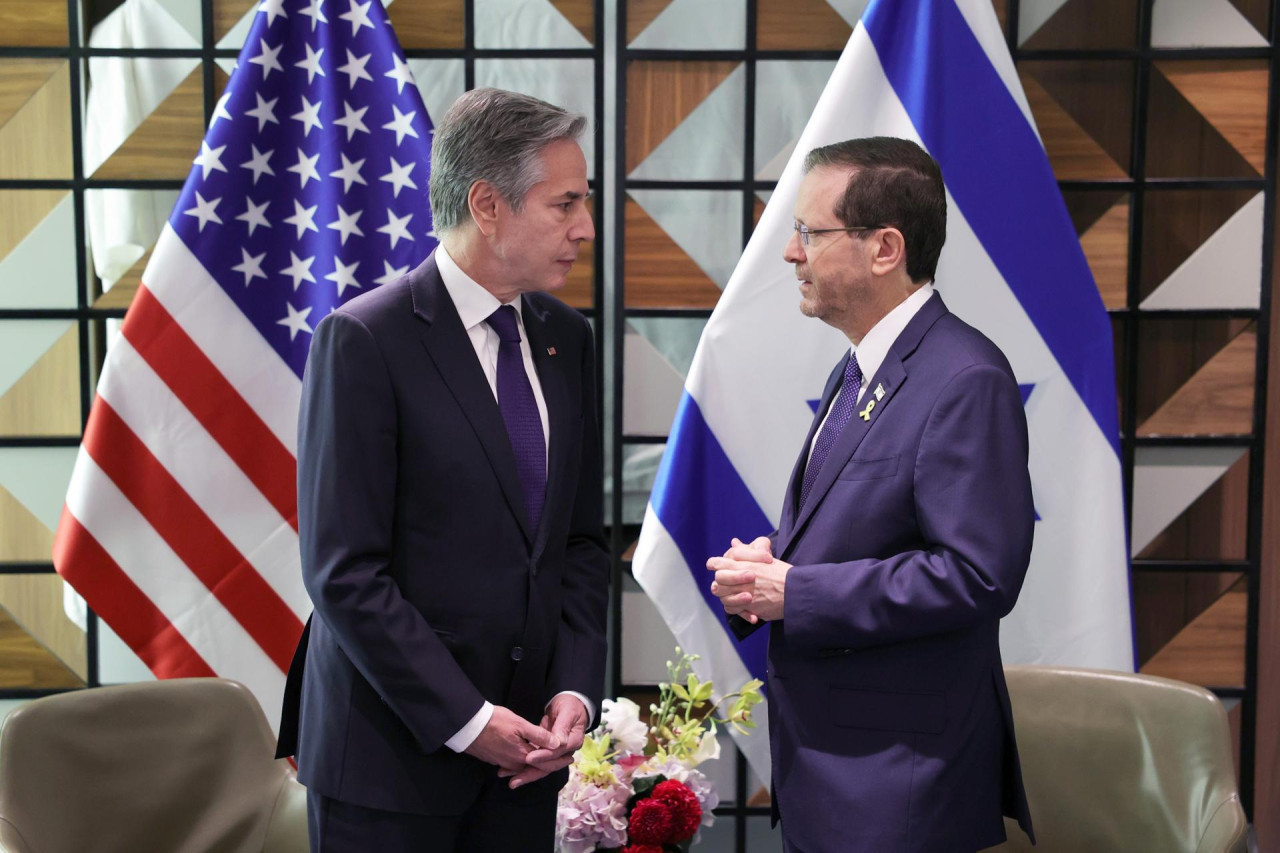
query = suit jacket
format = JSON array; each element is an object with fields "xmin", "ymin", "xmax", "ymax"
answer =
[
  {"xmin": 276, "ymin": 252, "xmax": 610, "ymax": 816},
  {"xmin": 734, "ymin": 294, "xmax": 1035, "ymax": 852}
]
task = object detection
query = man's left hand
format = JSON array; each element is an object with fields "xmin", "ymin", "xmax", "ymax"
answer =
[
  {"xmin": 498, "ymin": 694, "xmax": 587, "ymax": 789},
  {"xmin": 708, "ymin": 539, "xmax": 793, "ymax": 623}
]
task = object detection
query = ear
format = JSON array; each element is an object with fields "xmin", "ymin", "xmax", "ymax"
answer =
[
  {"xmin": 870, "ymin": 227, "xmax": 907, "ymax": 277},
  {"xmin": 467, "ymin": 180, "xmax": 502, "ymax": 236}
]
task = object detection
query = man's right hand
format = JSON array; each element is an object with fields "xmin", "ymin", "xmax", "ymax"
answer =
[{"xmin": 464, "ymin": 705, "xmax": 560, "ymax": 769}]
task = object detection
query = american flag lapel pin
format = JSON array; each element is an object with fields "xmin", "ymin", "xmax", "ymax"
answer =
[{"xmin": 547, "ymin": 346, "xmax": 557, "ymax": 356}]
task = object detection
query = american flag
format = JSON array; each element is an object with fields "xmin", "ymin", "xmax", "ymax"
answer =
[{"xmin": 52, "ymin": 0, "xmax": 436, "ymax": 729}]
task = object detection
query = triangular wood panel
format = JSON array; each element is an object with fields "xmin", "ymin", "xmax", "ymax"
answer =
[
  {"xmin": 95, "ymin": 250, "xmax": 148, "ymax": 310},
  {"xmin": 0, "ymin": 484, "xmax": 54, "ymax": 562},
  {"xmin": 1020, "ymin": 73, "xmax": 1126, "ymax": 180},
  {"xmin": 387, "ymin": 0, "xmax": 465, "ymax": 49},
  {"xmin": 212, "ymin": 0, "xmax": 254, "ymax": 43},
  {"xmin": 1139, "ymin": 327, "xmax": 1255, "ymax": 437},
  {"xmin": 627, "ymin": 0, "xmax": 677, "ymax": 44},
  {"xmin": 627, "ymin": 60, "xmax": 739, "ymax": 173},
  {"xmin": 548, "ymin": 0, "xmax": 594, "ymax": 43},
  {"xmin": 1021, "ymin": 0, "xmax": 1138, "ymax": 50},
  {"xmin": 0, "ymin": 58, "xmax": 63, "ymax": 128},
  {"xmin": 1156, "ymin": 60, "xmax": 1268, "ymax": 176},
  {"xmin": 1079, "ymin": 198, "xmax": 1129, "ymax": 309},
  {"xmin": 0, "ymin": 189, "xmax": 66, "ymax": 263},
  {"xmin": 1140, "ymin": 189, "xmax": 1257, "ymax": 297},
  {"xmin": 0, "ymin": 573, "xmax": 88, "ymax": 682},
  {"xmin": 757, "ymin": 0, "xmax": 852, "ymax": 51},
  {"xmin": 1226, "ymin": 0, "xmax": 1269, "ymax": 38},
  {"xmin": 1146, "ymin": 67, "xmax": 1258, "ymax": 179},
  {"xmin": 0, "ymin": 326, "xmax": 80, "ymax": 436},
  {"xmin": 0, "ymin": 605, "xmax": 85, "ymax": 689},
  {"xmin": 1141, "ymin": 582, "xmax": 1246, "ymax": 689},
  {"xmin": 0, "ymin": 61, "xmax": 71, "ymax": 179},
  {"xmin": 92, "ymin": 67, "xmax": 205, "ymax": 180},
  {"xmin": 1136, "ymin": 450, "xmax": 1249, "ymax": 563},
  {"xmin": 625, "ymin": 198, "xmax": 723, "ymax": 308},
  {"xmin": 0, "ymin": 0, "xmax": 67, "ymax": 47}
]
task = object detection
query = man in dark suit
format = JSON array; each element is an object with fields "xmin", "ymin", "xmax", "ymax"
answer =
[
  {"xmin": 276, "ymin": 88, "xmax": 609, "ymax": 851},
  {"xmin": 709, "ymin": 137, "xmax": 1036, "ymax": 852}
]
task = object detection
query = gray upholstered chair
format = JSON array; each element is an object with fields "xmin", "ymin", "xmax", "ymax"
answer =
[
  {"xmin": 987, "ymin": 665, "xmax": 1249, "ymax": 853},
  {"xmin": 0, "ymin": 678, "xmax": 307, "ymax": 853}
]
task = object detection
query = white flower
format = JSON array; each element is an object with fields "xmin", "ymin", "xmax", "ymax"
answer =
[
  {"xmin": 689, "ymin": 730, "xmax": 721, "ymax": 767},
  {"xmin": 600, "ymin": 697, "xmax": 648, "ymax": 755}
]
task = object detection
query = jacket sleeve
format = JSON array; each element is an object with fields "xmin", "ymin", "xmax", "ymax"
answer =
[
  {"xmin": 298, "ymin": 310, "xmax": 486, "ymax": 752},
  {"xmin": 545, "ymin": 315, "xmax": 611, "ymax": 711},
  {"xmin": 782, "ymin": 362, "xmax": 1035, "ymax": 653}
]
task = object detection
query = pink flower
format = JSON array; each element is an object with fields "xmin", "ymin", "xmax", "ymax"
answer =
[{"xmin": 555, "ymin": 771, "xmax": 630, "ymax": 853}]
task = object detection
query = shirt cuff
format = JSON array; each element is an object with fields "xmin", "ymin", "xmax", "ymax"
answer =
[
  {"xmin": 549, "ymin": 691, "xmax": 595, "ymax": 727},
  {"xmin": 444, "ymin": 701, "xmax": 494, "ymax": 753}
]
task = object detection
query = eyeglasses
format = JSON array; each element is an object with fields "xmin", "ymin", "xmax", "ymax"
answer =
[{"xmin": 792, "ymin": 222, "xmax": 883, "ymax": 247}]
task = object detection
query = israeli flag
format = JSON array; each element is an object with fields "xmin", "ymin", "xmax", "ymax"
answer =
[{"xmin": 632, "ymin": 0, "xmax": 1134, "ymax": 783}]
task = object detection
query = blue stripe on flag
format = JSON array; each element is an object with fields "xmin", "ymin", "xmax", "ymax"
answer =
[
  {"xmin": 650, "ymin": 392, "xmax": 771, "ymax": 686},
  {"xmin": 863, "ymin": 0, "xmax": 1121, "ymax": 458}
]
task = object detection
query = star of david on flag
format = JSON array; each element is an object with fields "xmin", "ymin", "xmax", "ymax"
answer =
[{"xmin": 53, "ymin": 0, "xmax": 436, "ymax": 730}]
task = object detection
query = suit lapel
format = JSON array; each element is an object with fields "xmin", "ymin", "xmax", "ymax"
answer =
[
  {"xmin": 410, "ymin": 254, "xmax": 535, "ymax": 547},
  {"xmin": 520, "ymin": 296, "xmax": 570, "ymax": 561},
  {"xmin": 777, "ymin": 354, "xmax": 847, "ymax": 544}
]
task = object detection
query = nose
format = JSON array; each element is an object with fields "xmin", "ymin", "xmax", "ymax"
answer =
[
  {"xmin": 570, "ymin": 204, "xmax": 595, "ymax": 242},
  {"xmin": 783, "ymin": 229, "xmax": 805, "ymax": 263}
]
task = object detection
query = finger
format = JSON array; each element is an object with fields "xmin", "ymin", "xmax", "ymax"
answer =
[
  {"xmin": 750, "ymin": 536, "xmax": 773, "ymax": 554},
  {"xmin": 726, "ymin": 544, "xmax": 773, "ymax": 563},
  {"xmin": 713, "ymin": 567, "xmax": 756, "ymax": 585},
  {"xmin": 517, "ymin": 719, "xmax": 559, "ymax": 751},
  {"xmin": 511, "ymin": 756, "xmax": 573, "ymax": 788},
  {"xmin": 711, "ymin": 580, "xmax": 752, "ymax": 598}
]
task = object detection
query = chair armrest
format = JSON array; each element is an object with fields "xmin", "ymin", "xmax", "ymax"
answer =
[{"xmin": 262, "ymin": 772, "xmax": 309, "ymax": 853}]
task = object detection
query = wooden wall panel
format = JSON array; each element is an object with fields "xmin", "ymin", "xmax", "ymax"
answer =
[
  {"xmin": 626, "ymin": 61, "xmax": 738, "ymax": 174},
  {"xmin": 0, "ymin": 189, "xmax": 66, "ymax": 264},
  {"xmin": 1146, "ymin": 67, "xmax": 1259, "ymax": 179},
  {"xmin": 1020, "ymin": 0, "xmax": 1138, "ymax": 50},
  {"xmin": 211, "ymin": 0, "xmax": 254, "ymax": 43},
  {"xmin": 0, "ymin": 575, "xmax": 87, "ymax": 682},
  {"xmin": 1140, "ymin": 190, "xmax": 1259, "ymax": 300},
  {"xmin": 624, "ymin": 198, "xmax": 722, "ymax": 308},
  {"xmin": 0, "ymin": 484, "xmax": 53, "ymax": 562},
  {"xmin": 387, "ymin": 0, "xmax": 465, "ymax": 49},
  {"xmin": 548, "ymin": 0, "xmax": 594, "ymax": 44},
  {"xmin": 1140, "ymin": 580, "xmax": 1246, "ymax": 688},
  {"xmin": 0, "ymin": 61, "xmax": 71, "ymax": 179},
  {"xmin": 1138, "ymin": 326, "xmax": 1255, "ymax": 437},
  {"xmin": 0, "ymin": 0, "xmax": 66, "ymax": 47},
  {"xmin": 1020, "ymin": 61, "xmax": 1133, "ymax": 176},
  {"xmin": 1156, "ymin": 61, "xmax": 1269, "ymax": 176},
  {"xmin": 757, "ymin": 0, "xmax": 851, "ymax": 52},
  {"xmin": 1137, "ymin": 451, "xmax": 1249, "ymax": 563},
  {"xmin": 627, "ymin": 0, "xmax": 674, "ymax": 45},
  {"xmin": 92, "ymin": 67, "xmax": 205, "ymax": 180},
  {"xmin": 0, "ymin": 606, "xmax": 84, "ymax": 688},
  {"xmin": 0, "ymin": 326, "xmax": 80, "ymax": 436}
]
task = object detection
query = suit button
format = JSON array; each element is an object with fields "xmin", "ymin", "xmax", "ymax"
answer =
[{"xmin": 510, "ymin": 646, "xmax": 524, "ymax": 661}]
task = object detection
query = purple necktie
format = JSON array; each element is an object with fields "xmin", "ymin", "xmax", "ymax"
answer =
[
  {"xmin": 485, "ymin": 305, "xmax": 546, "ymax": 531},
  {"xmin": 799, "ymin": 353, "xmax": 862, "ymax": 510}
]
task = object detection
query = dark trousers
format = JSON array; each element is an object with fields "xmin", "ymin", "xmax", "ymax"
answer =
[{"xmin": 307, "ymin": 777, "xmax": 558, "ymax": 852}]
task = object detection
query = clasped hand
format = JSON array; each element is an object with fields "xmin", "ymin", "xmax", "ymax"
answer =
[
  {"xmin": 707, "ymin": 536, "xmax": 793, "ymax": 624},
  {"xmin": 465, "ymin": 695, "xmax": 587, "ymax": 790}
]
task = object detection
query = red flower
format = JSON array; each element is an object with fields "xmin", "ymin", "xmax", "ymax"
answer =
[
  {"xmin": 628, "ymin": 798, "xmax": 675, "ymax": 845},
  {"xmin": 651, "ymin": 780, "xmax": 703, "ymax": 840},
  {"xmin": 622, "ymin": 846, "xmax": 663, "ymax": 853}
]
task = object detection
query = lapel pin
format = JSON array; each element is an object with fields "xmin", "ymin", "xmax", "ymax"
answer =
[
  {"xmin": 874, "ymin": 383, "xmax": 885, "ymax": 401},
  {"xmin": 547, "ymin": 346, "xmax": 557, "ymax": 356},
  {"xmin": 859, "ymin": 399, "xmax": 876, "ymax": 421}
]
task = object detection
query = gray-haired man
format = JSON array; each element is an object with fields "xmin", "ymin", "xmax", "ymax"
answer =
[{"xmin": 276, "ymin": 88, "xmax": 609, "ymax": 851}]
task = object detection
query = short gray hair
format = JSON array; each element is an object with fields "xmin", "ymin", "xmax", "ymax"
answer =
[{"xmin": 428, "ymin": 88, "xmax": 587, "ymax": 233}]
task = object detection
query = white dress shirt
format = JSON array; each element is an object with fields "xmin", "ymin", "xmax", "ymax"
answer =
[
  {"xmin": 435, "ymin": 245, "xmax": 594, "ymax": 752},
  {"xmin": 808, "ymin": 284, "xmax": 936, "ymax": 464}
]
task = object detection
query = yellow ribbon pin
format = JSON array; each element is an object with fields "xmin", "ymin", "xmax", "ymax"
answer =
[{"xmin": 859, "ymin": 399, "xmax": 876, "ymax": 421}]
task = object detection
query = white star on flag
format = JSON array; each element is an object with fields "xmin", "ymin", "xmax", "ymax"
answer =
[
  {"xmin": 287, "ymin": 147, "xmax": 322, "ymax": 187},
  {"xmin": 235, "ymin": 197, "xmax": 272, "ymax": 235},
  {"xmin": 283, "ymin": 199, "xmax": 320, "ymax": 239},
  {"xmin": 329, "ymin": 153, "xmax": 367, "ymax": 192},
  {"xmin": 374, "ymin": 260, "xmax": 409, "ymax": 285},
  {"xmin": 382, "ymin": 105, "xmax": 419, "ymax": 146},
  {"xmin": 183, "ymin": 192, "xmax": 222, "ymax": 231},
  {"xmin": 192, "ymin": 141, "xmax": 228, "ymax": 179},
  {"xmin": 338, "ymin": 0, "xmax": 374, "ymax": 35},
  {"xmin": 241, "ymin": 144, "xmax": 275, "ymax": 184},
  {"xmin": 258, "ymin": 0, "xmax": 287, "ymax": 26},
  {"xmin": 245, "ymin": 93, "xmax": 279, "ymax": 132},
  {"xmin": 377, "ymin": 209, "xmax": 413, "ymax": 248},
  {"xmin": 337, "ymin": 49, "xmax": 373, "ymax": 88},
  {"xmin": 327, "ymin": 205, "xmax": 365, "ymax": 245},
  {"xmin": 299, "ymin": 0, "xmax": 328, "ymax": 31},
  {"xmin": 295, "ymin": 43, "xmax": 327, "ymax": 84},
  {"xmin": 325, "ymin": 257, "xmax": 362, "ymax": 296},
  {"xmin": 278, "ymin": 302, "xmax": 314, "ymax": 340},
  {"xmin": 231, "ymin": 248, "xmax": 268, "ymax": 285},
  {"xmin": 334, "ymin": 101, "xmax": 370, "ymax": 140},
  {"xmin": 249, "ymin": 38, "xmax": 283, "ymax": 78},
  {"xmin": 280, "ymin": 251, "xmax": 318, "ymax": 289},
  {"xmin": 379, "ymin": 157, "xmax": 417, "ymax": 198},
  {"xmin": 384, "ymin": 54, "xmax": 415, "ymax": 94},
  {"xmin": 209, "ymin": 92, "xmax": 233, "ymax": 129},
  {"xmin": 292, "ymin": 95, "xmax": 324, "ymax": 136}
]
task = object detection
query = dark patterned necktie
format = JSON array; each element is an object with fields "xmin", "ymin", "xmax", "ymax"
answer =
[
  {"xmin": 799, "ymin": 353, "xmax": 862, "ymax": 510},
  {"xmin": 485, "ymin": 305, "xmax": 546, "ymax": 530}
]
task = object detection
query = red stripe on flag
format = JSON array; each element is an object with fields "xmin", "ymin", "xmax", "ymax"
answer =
[
  {"xmin": 52, "ymin": 509, "xmax": 217, "ymax": 679},
  {"xmin": 122, "ymin": 284, "xmax": 298, "ymax": 531},
  {"xmin": 81, "ymin": 399, "xmax": 303, "ymax": 672}
]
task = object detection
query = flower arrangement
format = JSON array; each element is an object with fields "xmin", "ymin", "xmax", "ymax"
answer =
[{"xmin": 556, "ymin": 648, "xmax": 764, "ymax": 853}]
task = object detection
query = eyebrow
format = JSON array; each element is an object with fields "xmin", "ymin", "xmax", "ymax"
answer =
[{"xmin": 559, "ymin": 190, "xmax": 592, "ymax": 201}]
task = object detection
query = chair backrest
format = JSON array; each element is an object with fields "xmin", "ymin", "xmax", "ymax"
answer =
[
  {"xmin": 0, "ymin": 678, "xmax": 306, "ymax": 853},
  {"xmin": 989, "ymin": 666, "xmax": 1247, "ymax": 853}
]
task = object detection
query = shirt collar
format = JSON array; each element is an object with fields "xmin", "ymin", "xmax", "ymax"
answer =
[
  {"xmin": 851, "ymin": 283, "xmax": 935, "ymax": 383},
  {"xmin": 435, "ymin": 244, "xmax": 524, "ymax": 332}
]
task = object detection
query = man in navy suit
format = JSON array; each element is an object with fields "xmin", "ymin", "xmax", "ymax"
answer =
[
  {"xmin": 709, "ymin": 137, "xmax": 1036, "ymax": 852},
  {"xmin": 276, "ymin": 89, "xmax": 609, "ymax": 851}
]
